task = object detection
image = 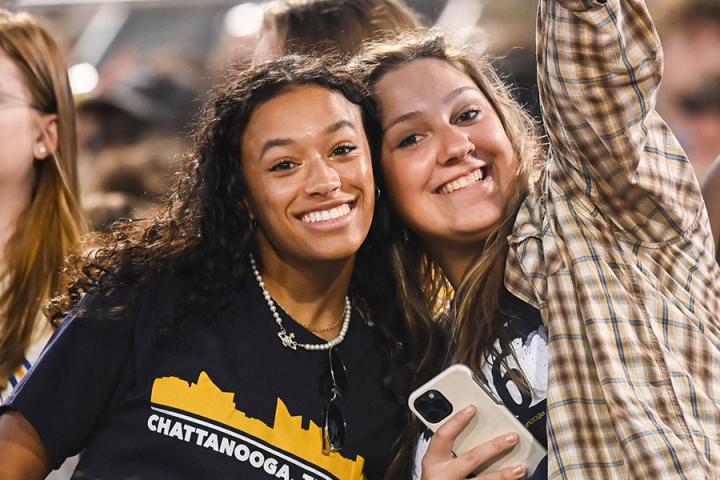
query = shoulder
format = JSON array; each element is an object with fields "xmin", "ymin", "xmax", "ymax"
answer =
[{"xmin": 62, "ymin": 271, "xmax": 187, "ymax": 333}]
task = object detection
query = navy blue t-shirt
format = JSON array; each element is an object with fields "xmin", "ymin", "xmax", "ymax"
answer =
[{"xmin": 2, "ymin": 277, "xmax": 404, "ymax": 480}]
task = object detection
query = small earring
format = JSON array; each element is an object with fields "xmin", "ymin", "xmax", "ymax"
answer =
[
  {"xmin": 36, "ymin": 145, "xmax": 47, "ymax": 156},
  {"xmin": 375, "ymin": 186, "xmax": 381, "ymax": 199}
]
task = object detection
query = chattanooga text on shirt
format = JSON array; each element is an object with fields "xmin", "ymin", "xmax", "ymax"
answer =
[
  {"xmin": 145, "ymin": 371, "xmax": 363, "ymax": 480},
  {"xmin": 2, "ymin": 278, "xmax": 402, "ymax": 479}
]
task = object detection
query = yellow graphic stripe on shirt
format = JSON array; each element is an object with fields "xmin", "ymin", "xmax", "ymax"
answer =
[{"xmin": 151, "ymin": 371, "xmax": 365, "ymax": 479}]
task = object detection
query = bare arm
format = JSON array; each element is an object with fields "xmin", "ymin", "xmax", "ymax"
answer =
[{"xmin": 0, "ymin": 411, "xmax": 51, "ymax": 480}]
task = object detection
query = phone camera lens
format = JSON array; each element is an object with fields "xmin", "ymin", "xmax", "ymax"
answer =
[{"xmin": 414, "ymin": 389, "xmax": 453, "ymax": 424}]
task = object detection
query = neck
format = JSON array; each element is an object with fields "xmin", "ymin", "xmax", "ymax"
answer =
[
  {"xmin": 0, "ymin": 177, "xmax": 34, "ymax": 262},
  {"xmin": 425, "ymin": 238, "xmax": 483, "ymax": 290},
  {"xmin": 254, "ymin": 235, "xmax": 354, "ymax": 340}
]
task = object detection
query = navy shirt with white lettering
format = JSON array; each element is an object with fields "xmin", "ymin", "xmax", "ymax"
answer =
[{"xmin": 1, "ymin": 276, "xmax": 404, "ymax": 480}]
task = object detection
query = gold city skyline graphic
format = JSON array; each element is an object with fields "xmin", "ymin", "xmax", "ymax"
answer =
[{"xmin": 151, "ymin": 372, "xmax": 365, "ymax": 479}]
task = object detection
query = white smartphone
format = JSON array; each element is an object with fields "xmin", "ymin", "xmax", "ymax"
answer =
[{"xmin": 408, "ymin": 364, "xmax": 546, "ymax": 475}]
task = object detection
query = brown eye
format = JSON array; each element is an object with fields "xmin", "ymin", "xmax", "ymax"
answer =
[
  {"xmin": 332, "ymin": 144, "xmax": 357, "ymax": 156},
  {"xmin": 398, "ymin": 134, "xmax": 421, "ymax": 148},
  {"xmin": 270, "ymin": 160, "xmax": 298, "ymax": 172},
  {"xmin": 456, "ymin": 109, "xmax": 480, "ymax": 123}
]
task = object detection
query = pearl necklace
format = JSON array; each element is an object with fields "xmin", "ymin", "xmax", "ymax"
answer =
[{"xmin": 249, "ymin": 254, "xmax": 351, "ymax": 351}]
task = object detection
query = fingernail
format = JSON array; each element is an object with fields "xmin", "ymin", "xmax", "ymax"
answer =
[
  {"xmin": 505, "ymin": 433, "xmax": 519, "ymax": 445},
  {"xmin": 512, "ymin": 464, "xmax": 526, "ymax": 477},
  {"xmin": 464, "ymin": 405, "xmax": 475, "ymax": 415}
]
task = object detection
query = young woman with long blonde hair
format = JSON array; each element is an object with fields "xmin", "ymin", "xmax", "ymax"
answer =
[{"xmin": 0, "ymin": 9, "xmax": 86, "ymax": 402}]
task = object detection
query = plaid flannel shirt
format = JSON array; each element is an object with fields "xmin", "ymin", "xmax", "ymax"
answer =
[{"xmin": 505, "ymin": 0, "xmax": 720, "ymax": 478}]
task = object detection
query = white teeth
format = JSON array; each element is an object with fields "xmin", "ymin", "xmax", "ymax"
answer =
[
  {"xmin": 439, "ymin": 168, "xmax": 485, "ymax": 194},
  {"xmin": 301, "ymin": 203, "xmax": 352, "ymax": 223}
]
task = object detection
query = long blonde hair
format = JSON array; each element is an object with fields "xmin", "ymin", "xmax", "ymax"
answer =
[
  {"xmin": 0, "ymin": 9, "xmax": 86, "ymax": 387},
  {"xmin": 354, "ymin": 31, "xmax": 543, "ymax": 478}
]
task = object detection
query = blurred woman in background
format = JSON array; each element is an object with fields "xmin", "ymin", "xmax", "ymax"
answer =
[
  {"xmin": 254, "ymin": 0, "xmax": 421, "ymax": 63},
  {"xmin": 0, "ymin": 9, "xmax": 85, "ymax": 403}
]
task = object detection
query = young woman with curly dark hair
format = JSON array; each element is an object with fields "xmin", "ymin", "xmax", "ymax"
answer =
[{"xmin": 0, "ymin": 55, "xmax": 456, "ymax": 479}]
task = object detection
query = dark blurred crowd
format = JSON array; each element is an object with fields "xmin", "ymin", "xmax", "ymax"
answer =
[{"xmin": 14, "ymin": 0, "xmax": 715, "ymax": 235}]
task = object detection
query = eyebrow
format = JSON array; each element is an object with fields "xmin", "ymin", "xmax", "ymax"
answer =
[
  {"xmin": 444, "ymin": 86, "xmax": 480, "ymax": 102},
  {"xmin": 259, "ymin": 138, "xmax": 293, "ymax": 160},
  {"xmin": 327, "ymin": 119, "xmax": 356, "ymax": 134},
  {"xmin": 258, "ymin": 119, "xmax": 358, "ymax": 160},
  {"xmin": 383, "ymin": 86, "xmax": 482, "ymax": 133},
  {"xmin": 383, "ymin": 111, "xmax": 421, "ymax": 133}
]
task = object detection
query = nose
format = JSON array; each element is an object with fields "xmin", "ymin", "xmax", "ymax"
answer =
[
  {"xmin": 304, "ymin": 156, "xmax": 341, "ymax": 196},
  {"xmin": 437, "ymin": 125, "xmax": 474, "ymax": 165}
]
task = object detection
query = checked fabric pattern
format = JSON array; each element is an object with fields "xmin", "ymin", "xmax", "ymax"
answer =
[{"xmin": 504, "ymin": 0, "xmax": 720, "ymax": 478}]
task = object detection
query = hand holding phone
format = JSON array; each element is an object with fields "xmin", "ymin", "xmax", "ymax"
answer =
[
  {"xmin": 419, "ymin": 405, "xmax": 528, "ymax": 480},
  {"xmin": 410, "ymin": 364, "xmax": 546, "ymax": 477}
]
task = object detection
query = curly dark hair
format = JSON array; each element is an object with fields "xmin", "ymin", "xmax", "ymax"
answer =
[{"xmin": 47, "ymin": 55, "xmax": 406, "ymax": 360}]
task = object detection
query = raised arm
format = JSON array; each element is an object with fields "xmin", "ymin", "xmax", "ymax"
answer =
[{"xmin": 537, "ymin": 0, "xmax": 705, "ymax": 238}]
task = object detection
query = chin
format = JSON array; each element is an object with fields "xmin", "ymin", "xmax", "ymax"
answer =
[
  {"xmin": 303, "ymin": 240, "xmax": 364, "ymax": 263},
  {"xmin": 304, "ymin": 250, "xmax": 358, "ymax": 263}
]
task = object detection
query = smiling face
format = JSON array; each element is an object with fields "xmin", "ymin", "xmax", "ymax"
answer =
[
  {"xmin": 375, "ymin": 58, "xmax": 518, "ymax": 255},
  {"xmin": 241, "ymin": 84, "xmax": 374, "ymax": 266}
]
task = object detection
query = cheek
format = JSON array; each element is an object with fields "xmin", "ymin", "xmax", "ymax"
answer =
[
  {"xmin": 499, "ymin": 149, "xmax": 520, "ymax": 193},
  {"xmin": 355, "ymin": 155, "xmax": 375, "ymax": 187},
  {"xmin": 339, "ymin": 155, "xmax": 375, "ymax": 201},
  {"xmin": 381, "ymin": 157, "xmax": 421, "ymax": 218},
  {"xmin": 0, "ymin": 115, "xmax": 35, "ymax": 178},
  {"xmin": 247, "ymin": 180, "xmax": 291, "ymax": 224}
]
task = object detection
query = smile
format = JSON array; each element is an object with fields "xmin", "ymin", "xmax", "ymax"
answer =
[
  {"xmin": 300, "ymin": 203, "xmax": 353, "ymax": 223},
  {"xmin": 437, "ymin": 167, "xmax": 486, "ymax": 194}
]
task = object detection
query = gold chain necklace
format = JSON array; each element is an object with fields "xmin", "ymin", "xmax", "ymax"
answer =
[{"xmin": 300, "ymin": 315, "xmax": 343, "ymax": 333}]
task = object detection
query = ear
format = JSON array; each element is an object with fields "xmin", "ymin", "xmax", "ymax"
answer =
[
  {"xmin": 243, "ymin": 196, "xmax": 257, "ymax": 221},
  {"xmin": 33, "ymin": 113, "xmax": 59, "ymax": 161}
]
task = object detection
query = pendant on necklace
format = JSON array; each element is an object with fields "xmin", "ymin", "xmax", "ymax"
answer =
[{"xmin": 278, "ymin": 330, "xmax": 297, "ymax": 349}]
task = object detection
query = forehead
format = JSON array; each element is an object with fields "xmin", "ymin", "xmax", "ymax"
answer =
[
  {"xmin": 374, "ymin": 58, "xmax": 479, "ymax": 118},
  {"xmin": 242, "ymin": 84, "xmax": 364, "ymax": 150},
  {"xmin": 0, "ymin": 49, "xmax": 28, "ymax": 95}
]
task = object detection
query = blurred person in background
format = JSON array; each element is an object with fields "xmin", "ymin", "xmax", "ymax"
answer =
[
  {"xmin": 684, "ymin": 72, "xmax": 720, "ymax": 260},
  {"xmin": 0, "ymin": 10, "xmax": 85, "ymax": 479},
  {"xmin": 702, "ymin": 154, "xmax": 720, "ymax": 261},
  {"xmin": 254, "ymin": 0, "xmax": 422, "ymax": 63},
  {"xmin": 0, "ymin": 9, "xmax": 85, "ymax": 403},
  {"xmin": 82, "ymin": 136, "xmax": 181, "ymax": 232},
  {"xmin": 657, "ymin": 0, "xmax": 720, "ymax": 182},
  {"xmin": 76, "ymin": 53, "xmax": 203, "ymax": 231},
  {"xmin": 77, "ymin": 53, "xmax": 203, "ymax": 154}
]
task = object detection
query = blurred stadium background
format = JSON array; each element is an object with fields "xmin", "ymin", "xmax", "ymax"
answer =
[{"xmin": 2, "ymin": 0, "xmax": 718, "ymax": 229}]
